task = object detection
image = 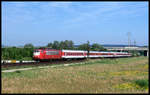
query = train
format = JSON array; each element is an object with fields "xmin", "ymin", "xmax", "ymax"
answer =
[{"xmin": 33, "ymin": 48, "xmax": 132, "ymax": 61}]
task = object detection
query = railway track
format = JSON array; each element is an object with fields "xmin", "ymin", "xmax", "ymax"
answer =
[
  {"xmin": 1, "ymin": 57, "xmax": 130, "ymax": 68},
  {"xmin": 1, "ymin": 59, "xmax": 88, "ymax": 68}
]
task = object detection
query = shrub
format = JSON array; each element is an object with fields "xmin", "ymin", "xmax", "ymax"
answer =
[{"xmin": 134, "ymin": 79, "xmax": 148, "ymax": 89}]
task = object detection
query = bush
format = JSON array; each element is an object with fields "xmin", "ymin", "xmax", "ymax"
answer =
[
  {"xmin": 134, "ymin": 79, "xmax": 148, "ymax": 89},
  {"xmin": 2, "ymin": 48, "xmax": 33, "ymax": 60},
  {"xmin": 21, "ymin": 57, "xmax": 33, "ymax": 61}
]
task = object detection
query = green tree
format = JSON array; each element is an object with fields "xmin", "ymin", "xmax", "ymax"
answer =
[
  {"xmin": 91, "ymin": 43, "xmax": 106, "ymax": 51},
  {"xmin": 77, "ymin": 41, "xmax": 90, "ymax": 51},
  {"xmin": 68, "ymin": 40, "xmax": 74, "ymax": 49},
  {"xmin": 52, "ymin": 41, "xmax": 60, "ymax": 49},
  {"xmin": 60, "ymin": 41, "xmax": 65, "ymax": 49},
  {"xmin": 59, "ymin": 40, "xmax": 74, "ymax": 50},
  {"xmin": 2, "ymin": 47, "xmax": 34, "ymax": 60},
  {"xmin": 64, "ymin": 40, "xmax": 69, "ymax": 49},
  {"xmin": 78, "ymin": 43, "xmax": 89, "ymax": 50},
  {"xmin": 24, "ymin": 43, "xmax": 34, "ymax": 48},
  {"xmin": 47, "ymin": 42, "xmax": 53, "ymax": 48}
]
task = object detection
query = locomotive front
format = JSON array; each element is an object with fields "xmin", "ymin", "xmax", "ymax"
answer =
[{"xmin": 33, "ymin": 49, "xmax": 42, "ymax": 61}]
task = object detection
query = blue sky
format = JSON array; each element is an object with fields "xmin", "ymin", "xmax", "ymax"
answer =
[{"xmin": 2, "ymin": 1, "xmax": 148, "ymax": 46}]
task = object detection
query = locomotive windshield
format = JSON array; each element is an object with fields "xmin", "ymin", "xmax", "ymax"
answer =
[
  {"xmin": 34, "ymin": 50, "xmax": 40, "ymax": 52},
  {"xmin": 33, "ymin": 49, "xmax": 40, "ymax": 56}
]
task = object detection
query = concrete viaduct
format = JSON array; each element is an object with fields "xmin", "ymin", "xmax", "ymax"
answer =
[{"xmin": 105, "ymin": 47, "xmax": 148, "ymax": 56}]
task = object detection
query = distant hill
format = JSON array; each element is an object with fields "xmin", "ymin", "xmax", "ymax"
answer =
[
  {"xmin": 74, "ymin": 44, "xmax": 139, "ymax": 48},
  {"xmin": 102, "ymin": 44, "xmax": 135, "ymax": 47},
  {"xmin": 2, "ymin": 44, "xmax": 147, "ymax": 48}
]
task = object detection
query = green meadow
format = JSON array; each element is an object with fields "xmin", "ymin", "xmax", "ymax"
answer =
[{"xmin": 2, "ymin": 56, "xmax": 149, "ymax": 93}]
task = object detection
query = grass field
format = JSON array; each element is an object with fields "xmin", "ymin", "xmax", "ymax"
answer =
[{"xmin": 2, "ymin": 56, "xmax": 149, "ymax": 93}]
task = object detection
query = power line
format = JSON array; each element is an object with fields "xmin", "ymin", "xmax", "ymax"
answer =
[
  {"xmin": 134, "ymin": 40, "xmax": 136, "ymax": 47},
  {"xmin": 127, "ymin": 32, "xmax": 131, "ymax": 47}
]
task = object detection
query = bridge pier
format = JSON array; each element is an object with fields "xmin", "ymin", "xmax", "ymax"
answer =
[{"xmin": 143, "ymin": 50, "xmax": 148, "ymax": 56}]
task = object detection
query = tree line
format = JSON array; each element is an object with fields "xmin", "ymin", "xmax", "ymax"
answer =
[
  {"xmin": 46, "ymin": 40, "xmax": 106, "ymax": 51},
  {"xmin": 2, "ymin": 40, "xmax": 107, "ymax": 60},
  {"xmin": 2, "ymin": 44, "xmax": 34, "ymax": 60}
]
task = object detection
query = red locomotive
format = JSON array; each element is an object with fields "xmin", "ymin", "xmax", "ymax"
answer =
[{"xmin": 33, "ymin": 49, "xmax": 132, "ymax": 61}]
